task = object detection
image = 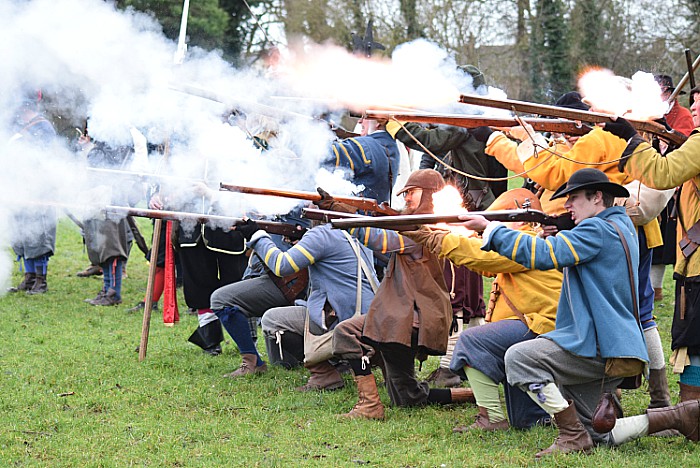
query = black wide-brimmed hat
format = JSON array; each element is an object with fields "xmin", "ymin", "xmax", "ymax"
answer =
[
  {"xmin": 655, "ymin": 74, "xmax": 686, "ymax": 95},
  {"xmin": 551, "ymin": 168, "xmax": 629, "ymax": 199}
]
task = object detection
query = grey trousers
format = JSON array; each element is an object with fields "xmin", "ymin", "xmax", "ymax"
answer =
[
  {"xmin": 505, "ymin": 337, "xmax": 622, "ymax": 444},
  {"xmin": 261, "ymin": 305, "xmax": 325, "ymax": 336},
  {"xmin": 210, "ymin": 274, "xmax": 288, "ymax": 318}
]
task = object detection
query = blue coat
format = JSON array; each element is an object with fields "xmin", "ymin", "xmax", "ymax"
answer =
[
  {"xmin": 484, "ymin": 206, "xmax": 649, "ymax": 362},
  {"xmin": 329, "ymin": 131, "xmax": 400, "ymax": 203},
  {"xmin": 249, "ymin": 224, "xmax": 376, "ymax": 330}
]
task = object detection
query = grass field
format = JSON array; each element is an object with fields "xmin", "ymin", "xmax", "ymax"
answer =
[{"xmin": 1, "ymin": 218, "xmax": 698, "ymax": 467}]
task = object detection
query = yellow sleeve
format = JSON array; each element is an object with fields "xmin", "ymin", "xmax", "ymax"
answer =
[
  {"xmin": 440, "ymin": 232, "xmax": 530, "ymax": 275},
  {"xmin": 485, "ymin": 132, "xmax": 525, "ymax": 172},
  {"xmin": 522, "ymin": 128, "xmax": 627, "ymax": 190}
]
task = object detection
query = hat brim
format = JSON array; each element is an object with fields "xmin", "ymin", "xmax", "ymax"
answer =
[
  {"xmin": 396, "ymin": 184, "xmax": 417, "ymax": 196},
  {"xmin": 551, "ymin": 181, "xmax": 630, "ymax": 200}
]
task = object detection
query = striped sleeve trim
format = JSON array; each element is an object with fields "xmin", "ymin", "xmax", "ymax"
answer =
[
  {"xmin": 332, "ymin": 145, "xmax": 340, "ymax": 167},
  {"xmin": 530, "ymin": 234, "xmax": 536, "ymax": 270},
  {"xmin": 381, "ymin": 229, "xmax": 388, "ymax": 254},
  {"xmin": 557, "ymin": 233, "xmax": 580, "ymax": 265},
  {"xmin": 338, "ymin": 144, "xmax": 354, "ymax": 171},
  {"xmin": 510, "ymin": 233, "xmax": 523, "ymax": 261},
  {"xmin": 349, "ymin": 138, "xmax": 371, "ymax": 164},
  {"xmin": 295, "ymin": 245, "xmax": 315, "ymax": 264},
  {"xmin": 544, "ymin": 238, "xmax": 559, "ymax": 269},
  {"xmin": 398, "ymin": 233, "xmax": 405, "ymax": 253}
]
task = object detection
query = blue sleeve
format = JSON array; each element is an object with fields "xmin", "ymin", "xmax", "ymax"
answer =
[
  {"xmin": 348, "ymin": 226, "xmax": 421, "ymax": 255},
  {"xmin": 484, "ymin": 219, "xmax": 603, "ymax": 270},
  {"xmin": 250, "ymin": 228, "xmax": 328, "ymax": 277}
]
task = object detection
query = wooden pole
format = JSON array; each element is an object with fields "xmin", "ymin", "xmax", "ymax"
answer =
[
  {"xmin": 139, "ymin": 218, "xmax": 162, "ymax": 361},
  {"xmin": 670, "ymin": 53, "xmax": 700, "ymax": 101}
]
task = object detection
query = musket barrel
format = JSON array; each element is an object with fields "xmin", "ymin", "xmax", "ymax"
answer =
[
  {"xmin": 459, "ymin": 94, "xmax": 687, "ymax": 146},
  {"xmin": 364, "ymin": 110, "xmax": 591, "ymax": 135}
]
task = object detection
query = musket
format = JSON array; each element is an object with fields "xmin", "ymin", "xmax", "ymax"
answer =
[
  {"xmin": 219, "ymin": 183, "xmax": 399, "ymax": 215},
  {"xmin": 365, "ymin": 110, "xmax": 592, "ymax": 136},
  {"xmin": 459, "ymin": 94, "xmax": 687, "ymax": 146},
  {"xmin": 104, "ymin": 205, "xmax": 307, "ymax": 240},
  {"xmin": 330, "ymin": 209, "xmax": 575, "ymax": 231},
  {"xmin": 302, "ymin": 207, "xmax": 367, "ymax": 223},
  {"xmin": 671, "ymin": 52, "xmax": 700, "ymax": 102}
]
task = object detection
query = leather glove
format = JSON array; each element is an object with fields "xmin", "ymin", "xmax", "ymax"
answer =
[
  {"xmin": 603, "ymin": 117, "xmax": 637, "ymax": 141},
  {"xmin": 654, "ymin": 117, "xmax": 672, "ymax": 131},
  {"xmin": 316, "ymin": 187, "xmax": 357, "ymax": 213},
  {"xmin": 236, "ymin": 218, "xmax": 261, "ymax": 241},
  {"xmin": 316, "ymin": 187, "xmax": 336, "ymax": 211},
  {"xmin": 399, "ymin": 226, "xmax": 448, "ymax": 255},
  {"xmin": 469, "ymin": 126, "xmax": 495, "ymax": 143}
]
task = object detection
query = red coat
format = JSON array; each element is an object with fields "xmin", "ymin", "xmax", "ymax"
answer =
[{"xmin": 666, "ymin": 100, "xmax": 695, "ymax": 137}]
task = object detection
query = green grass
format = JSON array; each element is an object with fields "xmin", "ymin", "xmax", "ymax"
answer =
[{"xmin": 0, "ymin": 218, "xmax": 697, "ymax": 467}]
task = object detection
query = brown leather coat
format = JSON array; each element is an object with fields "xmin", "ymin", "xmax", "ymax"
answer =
[{"xmin": 361, "ymin": 242, "xmax": 451, "ymax": 356}]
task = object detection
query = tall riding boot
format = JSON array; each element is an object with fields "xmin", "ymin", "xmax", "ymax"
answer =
[
  {"xmin": 9, "ymin": 272, "xmax": 35, "ymax": 293},
  {"xmin": 296, "ymin": 361, "xmax": 344, "ymax": 392},
  {"xmin": 647, "ymin": 400, "xmax": 700, "ymax": 441},
  {"xmin": 535, "ymin": 401, "xmax": 593, "ymax": 459},
  {"xmin": 27, "ymin": 273, "xmax": 47, "ymax": 295},
  {"xmin": 648, "ymin": 368, "xmax": 672, "ymax": 409},
  {"xmin": 342, "ymin": 374, "xmax": 385, "ymax": 420},
  {"xmin": 680, "ymin": 382, "xmax": 700, "ymax": 402},
  {"xmin": 188, "ymin": 320, "xmax": 224, "ymax": 355},
  {"xmin": 223, "ymin": 353, "xmax": 267, "ymax": 378}
]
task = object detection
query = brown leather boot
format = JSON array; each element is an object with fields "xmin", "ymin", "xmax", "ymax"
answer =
[
  {"xmin": 223, "ymin": 353, "xmax": 267, "ymax": 378},
  {"xmin": 680, "ymin": 382, "xmax": 700, "ymax": 402},
  {"xmin": 647, "ymin": 400, "xmax": 700, "ymax": 441},
  {"xmin": 296, "ymin": 361, "xmax": 344, "ymax": 392},
  {"xmin": 450, "ymin": 387, "xmax": 476, "ymax": 404},
  {"xmin": 648, "ymin": 368, "xmax": 672, "ymax": 409},
  {"xmin": 453, "ymin": 406, "xmax": 509, "ymax": 433},
  {"xmin": 654, "ymin": 287, "xmax": 663, "ymax": 301},
  {"xmin": 535, "ymin": 401, "xmax": 593, "ymax": 459},
  {"xmin": 9, "ymin": 272, "xmax": 35, "ymax": 293},
  {"xmin": 27, "ymin": 274, "xmax": 47, "ymax": 295},
  {"xmin": 342, "ymin": 374, "xmax": 385, "ymax": 420}
]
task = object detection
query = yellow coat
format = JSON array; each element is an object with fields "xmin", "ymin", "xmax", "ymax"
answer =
[
  {"xmin": 486, "ymin": 132, "xmax": 567, "ymax": 214},
  {"xmin": 439, "ymin": 229, "xmax": 560, "ymax": 336},
  {"xmin": 624, "ymin": 133, "xmax": 700, "ymax": 277},
  {"xmin": 491, "ymin": 127, "xmax": 662, "ymax": 248}
]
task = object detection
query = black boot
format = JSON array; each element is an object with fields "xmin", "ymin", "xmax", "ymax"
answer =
[
  {"xmin": 27, "ymin": 273, "xmax": 47, "ymax": 295},
  {"xmin": 9, "ymin": 272, "xmax": 35, "ymax": 293},
  {"xmin": 264, "ymin": 331, "xmax": 304, "ymax": 369},
  {"xmin": 188, "ymin": 320, "xmax": 224, "ymax": 355}
]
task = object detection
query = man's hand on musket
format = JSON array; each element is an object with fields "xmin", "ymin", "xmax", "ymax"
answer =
[
  {"xmin": 602, "ymin": 116, "xmax": 638, "ymax": 141},
  {"xmin": 234, "ymin": 218, "xmax": 261, "ymax": 241},
  {"xmin": 538, "ymin": 225, "xmax": 559, "ymax": 238},
  {"xmin": 456, "ymin": 214, "xmax": 489, "ymax": 232},
  {"xmin": 149, "ymin": 193, "xmax": 164, "ymax": 210}
]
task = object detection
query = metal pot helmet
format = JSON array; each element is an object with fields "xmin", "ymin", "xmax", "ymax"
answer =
[{"xmin": 396, "ymin": 169, "xmax": 446, "ymax": 214}]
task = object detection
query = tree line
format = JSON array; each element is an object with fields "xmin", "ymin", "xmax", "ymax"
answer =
[{"xmin": 116, "ymin": 0, "xmax": 700, "ymax": 103}]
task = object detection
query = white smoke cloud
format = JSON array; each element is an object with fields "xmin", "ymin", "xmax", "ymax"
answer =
[{"xmin": 0, "ymin": 0, "xmax": 510, "ymax": 291}]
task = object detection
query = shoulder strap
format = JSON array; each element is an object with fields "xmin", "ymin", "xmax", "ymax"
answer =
[
  {"xmin": 341, "ymin": 230, "xmax": 379, "ymax": 292},
  {"xmin": 341, "ymin": 230, "xmax": 377, "ymax": 318},
  {"xmin": 606, "ymin": 220, "xmax": 639, "ymax": 324}
]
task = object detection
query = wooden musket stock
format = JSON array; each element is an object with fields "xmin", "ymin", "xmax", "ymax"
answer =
[
  {"xmin": 459, "ymin": 94, "xmax": 687, "ymax": 146},
  {"xmin": 365, "ymin": 110, "xmax": 592, "ymax": 136},
  {"xmin": 104, "ymin": 206, "xmax": 306, "ymax": 240},
  {"xmin": 219, "ymin": 183, "xmax": 398, "ymax": 215},
  {"xmin": 330, "ymin": 209, "xmax": 575, "ymax": 231}
]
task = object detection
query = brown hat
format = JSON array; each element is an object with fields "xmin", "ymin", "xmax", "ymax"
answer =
[
  {"xmin": 487, "ymin": 188, "xmax": 543, "ymax": 212},
  {"xmin": 396, "ymin": 169, "xmax": 446, "ymax": 196}
]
